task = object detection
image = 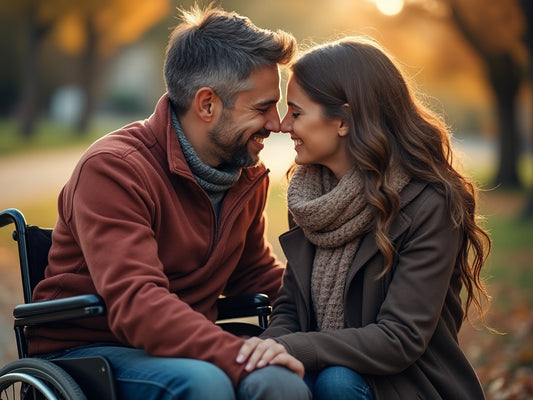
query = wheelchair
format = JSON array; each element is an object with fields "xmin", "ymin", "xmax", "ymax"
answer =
[{"xmin": 0, "ymin": 208, "xmax": 272, "ymax": 399}]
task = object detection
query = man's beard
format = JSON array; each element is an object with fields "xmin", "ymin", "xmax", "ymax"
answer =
[{"xmin": 208, "ymin": 112, "xmax": 261, "ymax": 169}]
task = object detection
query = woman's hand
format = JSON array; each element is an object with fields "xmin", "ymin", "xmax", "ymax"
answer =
[{"xmin": 236, "ymin": 337, "xmax": 305, "ymax": 377}]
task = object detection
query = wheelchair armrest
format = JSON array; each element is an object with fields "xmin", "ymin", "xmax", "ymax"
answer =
[
  {"xmin": 217, "ymin": 293, "xmax": 271, "ymax": 321},
  {"xmin": 14, "ymin": 294, "xmax": 105, "ymax": 326}
]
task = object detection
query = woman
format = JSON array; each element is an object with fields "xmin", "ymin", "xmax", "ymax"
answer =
[{"xmin": 237, "ymin": 37, "xmax": 491, "ymax": 399}]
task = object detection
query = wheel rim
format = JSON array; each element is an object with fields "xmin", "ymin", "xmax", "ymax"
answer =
[{"xmin": 0, "ymin": 372, "xmax": 58, "ymax": 399}]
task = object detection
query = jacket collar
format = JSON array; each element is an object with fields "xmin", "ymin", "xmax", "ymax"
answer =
[{"xmin": 145, "ymin": 93, "xmax": 269, "ymax": 183}]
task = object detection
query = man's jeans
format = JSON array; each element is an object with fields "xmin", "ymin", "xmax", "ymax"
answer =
[{"xmin": 39, "ymin": 344, "xmax": 311, "ymax": 400}]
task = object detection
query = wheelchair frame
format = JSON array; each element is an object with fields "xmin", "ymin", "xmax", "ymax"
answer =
[{"xmin": 0, "ymin": 208, "xmax": 272, "ymax": 400}]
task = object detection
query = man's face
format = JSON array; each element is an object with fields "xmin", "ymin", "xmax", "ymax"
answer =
[{"xmin": 208, "ymin": 65, "xmax": 282, "ymax": 169}]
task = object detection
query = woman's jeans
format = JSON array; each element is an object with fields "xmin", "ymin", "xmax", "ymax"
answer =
[
  {"xmin": 304, "ymin": 366, "xmax": 374, "ymax": 400},
  {"xmin": 38, "ymin": 344, "xmax": 311, "ymax": 400}
]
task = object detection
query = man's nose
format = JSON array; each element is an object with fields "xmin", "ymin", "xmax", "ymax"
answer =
[
  {"xmin": 280, "ymin": 114, "xmax": 291, "ymax": 133},
  {"xmin": 264, "ymin": 109, "xmax": 281, "ymax": 132}
]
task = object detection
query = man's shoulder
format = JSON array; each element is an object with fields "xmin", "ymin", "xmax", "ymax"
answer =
[{"xmin": 83, "ymin": 121, "xmax": 158, "ymax": 162}]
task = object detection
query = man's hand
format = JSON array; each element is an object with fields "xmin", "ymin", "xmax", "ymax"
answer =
[{"xmin": 236, "ymin": 337, "xmax": 305, "ymax": 377}]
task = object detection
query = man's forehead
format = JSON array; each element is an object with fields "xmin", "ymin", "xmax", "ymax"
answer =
[{"xmin": 239, "ymin": 67, "xmax": 281, "ymax": 104}]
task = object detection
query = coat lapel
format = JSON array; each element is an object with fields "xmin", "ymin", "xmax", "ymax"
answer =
[
  {"xmin": 279, "ymin": 227, "xmax": 314, "ymax": 302},
  {"xmin": 346, "ymin": 180, "xmax": 428, "ymax": 283}
]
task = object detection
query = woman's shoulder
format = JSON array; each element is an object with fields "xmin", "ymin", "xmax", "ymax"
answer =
[
  {"xmin": 400, "ymin": 180, "xmax": 445, "ymax": 208},
  {"xmin": 399, "ymin": 180, "xmax": 453, "ymax": 234}
]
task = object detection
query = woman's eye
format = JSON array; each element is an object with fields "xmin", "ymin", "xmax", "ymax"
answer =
[{"xmin": 291, "ymin": 112, "xmax": 300, "ymax": 118}]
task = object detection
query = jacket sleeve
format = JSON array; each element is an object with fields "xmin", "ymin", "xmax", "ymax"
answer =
[
  {"xmin": 274, "ymin": 188, "xmax": 462, "ymax": 375},
  {"xmin": 66, "ymin": 153, "xmax": 248, "ymax": 387},
  {"xmin": 223, "ymin": 174, "xmax": 285, "ymax": 302}
]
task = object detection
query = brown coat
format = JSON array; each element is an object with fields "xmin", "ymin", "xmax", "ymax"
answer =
[
  {"xmin": 29, "ymin": 94, "xmax": 284, "ymax": 387},
  {"xmin": 262, "ymin": 181, "xmax": 485, "ymax": 399}
]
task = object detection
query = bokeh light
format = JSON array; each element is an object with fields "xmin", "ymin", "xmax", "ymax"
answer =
[{"xmin": 375, "ymin": 0, "xmax": 404, "ymax": 16}]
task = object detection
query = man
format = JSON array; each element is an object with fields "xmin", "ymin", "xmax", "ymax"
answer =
[{"xmin": 29, "ymin": 5, "xmax": 310, "ymax": 400}]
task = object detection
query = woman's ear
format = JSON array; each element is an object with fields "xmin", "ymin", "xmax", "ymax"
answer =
[
  {"xmin": 194, "ymin": 87, "xmax": 218, "ymax": 122},
  {"xmin": 338, "ymin": 103, "xmax": 350, "ymax": 137},
  {"xmin": 338, "ymin": 120, "xmax": 349, "ymax": 137}
]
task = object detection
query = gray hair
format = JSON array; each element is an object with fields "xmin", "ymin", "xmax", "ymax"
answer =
[{"xmin": 164, "ymin": 5, "xmax": 296, "ymax": 114}]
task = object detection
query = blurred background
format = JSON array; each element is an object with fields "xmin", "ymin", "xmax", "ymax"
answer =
[{"xmin": 0, "ymin": 0, "xmax": 532, "ymax": 398}]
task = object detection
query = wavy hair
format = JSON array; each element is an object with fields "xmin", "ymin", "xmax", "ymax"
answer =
[{"xmin": 290, "ymin": 37, "xmax": 492, "ymax": 323}]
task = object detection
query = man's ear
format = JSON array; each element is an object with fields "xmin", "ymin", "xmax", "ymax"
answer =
[{"xmin": 194, "ymin": 87, "xmax": 219, "ymax": 122}]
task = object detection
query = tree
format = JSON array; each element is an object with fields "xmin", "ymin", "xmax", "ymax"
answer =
[
  {"xmin": 519, "ymin": 0, "xmax": 533, "ymax": 217},
  {"xmin": 5, "ymin": 0, "xmax": 76, "ymax": 136},
  {"xmin": 51, "ymin": 0, "xmax": 169, "ymax": 133},
  {"xmin": 444, "ymin": 0, "xmax": 527, "ymax": 189},
  {"xmin": 11, "ymin": 0, "xmax": 169, "ymax": 136}
]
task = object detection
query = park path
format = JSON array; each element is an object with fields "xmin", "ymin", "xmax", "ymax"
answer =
[
  {"xmin": 0, "ymin": 135, "xmax": 496, "ymax": 209},
  {"xmin": 0, "ymin": 147, "xmax": 87, "ymax": 209},
  {"xmin": 0, "ymin": 135, "xmax": 298, "ymax": 209}
]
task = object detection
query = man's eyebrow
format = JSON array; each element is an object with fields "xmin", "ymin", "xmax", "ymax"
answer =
[{"xmin": 255, "ymin": 99, "xmax": 279, "ymax": 107}]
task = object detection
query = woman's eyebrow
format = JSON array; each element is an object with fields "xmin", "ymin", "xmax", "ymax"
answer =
[{"xmin": 287, "ymin": 101, "xmax": 302, "ymax": 110}]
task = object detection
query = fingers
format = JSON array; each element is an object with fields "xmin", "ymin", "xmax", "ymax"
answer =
[
  {"xmin": 236, "ymin": 337, "xmax": 261, "ymax": 365},
  {"xmin": 236, "ymin": 338, "xmax": 305, "ymax": 377},
  {"xmin": 247, "ymin": 338, "xmax": 286, "ymax": 372},
  {"xmin": 236, "ymin": 338, "xmax": 288, "ymax": 372},
  {"xmin": 270, "ymin": 353, "xmax": 305, "ymax": 377}
]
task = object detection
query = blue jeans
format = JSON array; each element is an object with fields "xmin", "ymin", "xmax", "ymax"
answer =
[
  {"xmin": 304, "ymin": 366, "xmax": 373, "ymax": 400},
  {"xmin": 39, "ymin": 344, "xmax": 310, "ymax": 400}
]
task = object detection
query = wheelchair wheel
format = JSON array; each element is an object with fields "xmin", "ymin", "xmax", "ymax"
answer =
[{"xmin": 0, "ymin": 358, "xmax": 87, "ymax": 400}]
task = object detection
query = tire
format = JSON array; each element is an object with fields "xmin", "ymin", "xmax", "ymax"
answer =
[{"xmin": 0, "ymin": 358, "xmax": 87, "ymax": 400}]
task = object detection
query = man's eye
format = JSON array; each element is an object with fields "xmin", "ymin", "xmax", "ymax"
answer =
[{"xmin": 257, "ymin": 108, "xmax": 269, "ymax": 113}]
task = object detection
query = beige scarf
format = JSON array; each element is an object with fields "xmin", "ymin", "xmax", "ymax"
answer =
[{"xmin": 287, "ymin": 165, "xmax": 410, "ymax": 331}]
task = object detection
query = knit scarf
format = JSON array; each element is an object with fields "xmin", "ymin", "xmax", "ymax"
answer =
[
  {"xmin": 287, "ymin": 164, "xmax": 410, "ymax": 331},
  {"xmin": 171, "ymin": 109, "xmax": 241, "ymax": 216}
]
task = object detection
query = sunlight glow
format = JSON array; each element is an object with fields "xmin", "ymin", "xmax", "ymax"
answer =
[{"xmin": 375, "ymin": 0, "xmax": 404, "ymax": 16}]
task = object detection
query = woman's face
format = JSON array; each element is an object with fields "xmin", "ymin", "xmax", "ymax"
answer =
[{"xmin": 281, "ymin": 76, "xmax": 352, "ymax": 179}]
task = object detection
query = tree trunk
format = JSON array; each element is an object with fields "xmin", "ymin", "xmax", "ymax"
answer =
[
  {"xmin": 523, "ymin": 190, "xmax": 533, "ymax": 217},
  {"xmin": 488, "ymin": 54, "xmax": 522, "ymax": 188},
  {"xmin": 19, "ymin": 5, "xmax": 43, "ymax": 137},
  {"xmin": 520, "ymin": 0, "xmax": 533, "ymax": 216},
  {"xmin": 75, "ymin": 17, "xmax": 98, "ymax": 134},
  {"xmin": 447, "ymin": 0, "xmax": 524, "ymax": 189}
]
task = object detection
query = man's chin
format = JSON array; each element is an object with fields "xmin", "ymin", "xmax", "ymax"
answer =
[
  {"xmin": 219, "ymin": 151, "xmax": 258, "ymax": 169},
  {"xmin": 240, "ymin": 157, "xmax": 260, "ymax": 169}
]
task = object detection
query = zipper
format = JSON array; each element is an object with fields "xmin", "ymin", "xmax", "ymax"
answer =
[
  {"xmin": 215, "ymin": 169, "xmax": 269, "ymax": 244},
  {"xmin": 195, "ymin": 168, "xmax": 269, "ymax": 266}
]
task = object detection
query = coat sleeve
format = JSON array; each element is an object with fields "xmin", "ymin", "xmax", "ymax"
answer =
[
  {"xmin": 274, "ymin": 188, "xmax": 462, "ymax": 375},
  {"xmin": 260, "ymin": 260, "xmax": 304, "ymax": 337},
  {"xmin": 66, "ymin": 153, "xmax": 249, "ymax": 387}
]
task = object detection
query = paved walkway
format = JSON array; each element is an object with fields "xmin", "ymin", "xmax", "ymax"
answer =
[
  {"xmin": 0, "ymin": 148, "xmax": 86, "ymax": 208},
  {"xmin": 0, "ymin": 135, "xmax": 298, "ymax": 209}
]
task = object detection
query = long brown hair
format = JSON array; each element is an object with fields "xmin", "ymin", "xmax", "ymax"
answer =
[{"xmin": 290, "ymin": 37, "xmax": 491, "ymax": 323}]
